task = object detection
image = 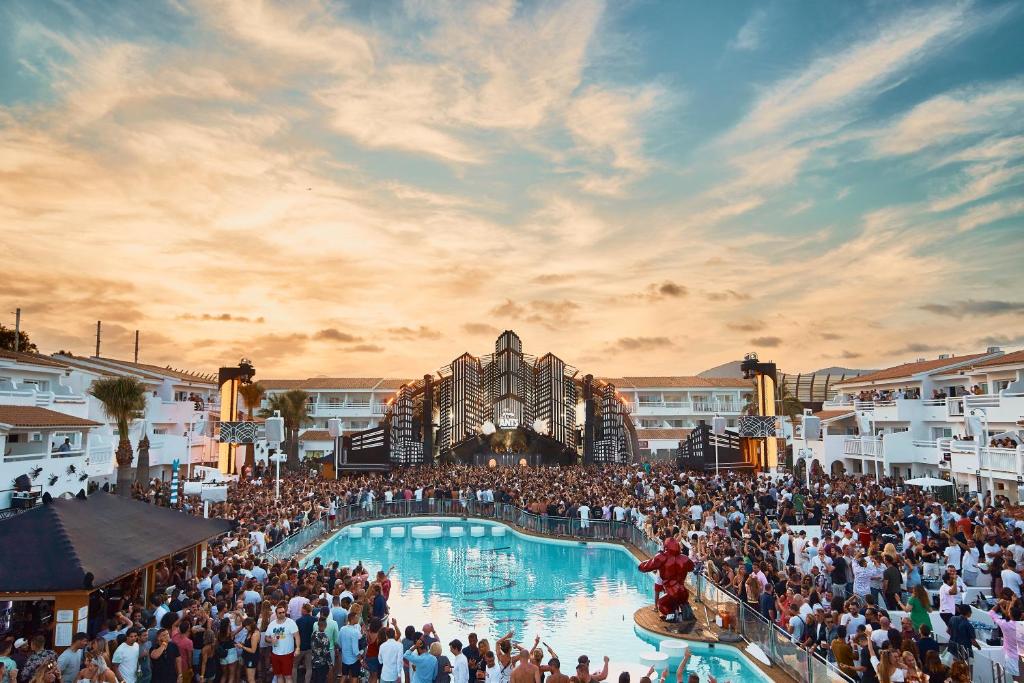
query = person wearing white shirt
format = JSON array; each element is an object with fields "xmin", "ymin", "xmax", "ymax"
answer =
[
  {"xmin": 1002, "ymin": 560, "xmax": 1024, "ymax": 597},
  {"xmin": 378, "ymin": 628, "xmax": 405, "ymax": 683},
  {"xmin": 578, "ymin": 504, "xmax": 591, "ymax": 530},
  {"xmin": 943, "ymin": 543, "xmax": 962, "ymax": 572},
  {"xmin": 448, "ymin": 640, "xmax": 469, "ymax": 683},
  {"xmin": 1009, "ymin": 542, "xmax": 1024, "ymax": 566},
  {"xmin": 984, "ymin": 541, "xmax": 1003, "ymax": 561},
  {"xmin": 938, "ymin": 576, "xmax": 959, "ymax": 621},
  {"xmin": 689, "ymin": 503, "xmax": 702, "ymax": 522},
  {"xmin": 111, "ymin": 630, "xmax": 141, "ymax": 683},
  {"xmin": 961, "ymin": 544, "xmax": 981, "ymax": 585}
]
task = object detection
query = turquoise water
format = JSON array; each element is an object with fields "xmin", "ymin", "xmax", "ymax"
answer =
[{"xmin": 310, "ymin": 519, "xmax": 765, "ymax": 683}]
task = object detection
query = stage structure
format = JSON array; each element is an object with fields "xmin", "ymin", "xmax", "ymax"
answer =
[
  {"xmin": 216, "ymin": 359, "xmax": 256, "ymax": 474},
  {"xmin": 351, "ymin": 330, "xmax": 636, "ymax": 467},
  {"xmin": 739, "ymin": 352, "xmax": 782, "ymax": 471}
]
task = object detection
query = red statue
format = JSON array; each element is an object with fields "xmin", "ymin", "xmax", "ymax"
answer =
[{"xmin": 638, "ymin": 537, "xmax": 695, "ymax": 617}]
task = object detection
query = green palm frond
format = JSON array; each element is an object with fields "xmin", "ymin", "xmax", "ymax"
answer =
[
  {"xmin": 238, "ymin": 382, "xmax": 267, "ymax": 420},
  {"xmin": 89, "ymin": 376, "xmax": 147, "ymax": 433}
]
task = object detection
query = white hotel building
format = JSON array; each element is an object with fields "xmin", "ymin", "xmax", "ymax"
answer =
[
  {"xmin": 0, "ymin": 350, "xmax": 219, "ymax": 509},
  {"xmin": 790, "ymin": 348, "xmax": 1024, "ymax": 500},
  {"xmin": 263, "ymin": 375, "xmax": 754, "ymax": 462}
]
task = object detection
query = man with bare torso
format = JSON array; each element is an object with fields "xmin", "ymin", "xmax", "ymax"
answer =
[{"xmin": 509, "ymin": 639, "xmax": 540, "ymax": 683}]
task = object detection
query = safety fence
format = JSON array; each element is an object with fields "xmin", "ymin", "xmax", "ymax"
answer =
[{"xmin": 688, "ymin": 573, "xmax": 855, "ymax": 683}]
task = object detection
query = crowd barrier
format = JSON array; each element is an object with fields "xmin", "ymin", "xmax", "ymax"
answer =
[
  {"xmin": 256, "ymin": 498, "xmax": 852, "ymax": 681},
  {"xmin": 689, "ymin": 573, "xmax": 855, "ymax": 683}
]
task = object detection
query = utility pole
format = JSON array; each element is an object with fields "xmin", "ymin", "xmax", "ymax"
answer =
[
  {"xmin": 13, "ymin": 308, "xmax": 21, "ymax": 352},
  {"xmin": 95, "ymin": 321, "xmax": 102, "ymax": 357},
  {"xmin": 134, "ymin": 330, "xmax": 140, "ymax": 363}
]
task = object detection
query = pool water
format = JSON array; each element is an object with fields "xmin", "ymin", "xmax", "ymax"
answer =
[{"xmin": 309, "ymin": 519, "xmax": 766, "ymax": 683}]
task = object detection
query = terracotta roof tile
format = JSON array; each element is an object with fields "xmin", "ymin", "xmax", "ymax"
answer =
[
  {"xmin": 55, "ymin": 355, "xmax": 216, "ymax": 384},
  {"xmin": 834, "ymin": 352, "xmax": 992, "ymax": 385},
  {"xmin": 0, "ymin": 350, "xmax": 69, "ymax": 368},
  {"xmin": 376, "ymin": 379, "xmax": 415, "ymax": 390},
  {"xmin": 263, "ymin": 378, "xmax": 414, "ymax": 391},
  {"xmin": 299, "ymin": 430, "xmax": 333, "ymax": 441},
  {"xmin": 812, "ymin": 410, "xmax": 855, "ymax": 422},
  {"xmin": 972, "ymin": 349, "xmax": 1024, "ymax": 369},
  {"xmin": 636, "ymin": 428, "xmax": 692, "ymax": 441},
  {"xmin": 613, "ymin": 376, "xmax": 752, "ymax": 389},
  {"xmin": 301, "ymin": 377, "xmax": 384, "ymax": 390},
  {"xmin": 259, "ymin": 379, "xmax": 306, "ymax": 390},
  {"xmin": 0, "ymin": 406, "xmax": 102, "ymax": 428}
]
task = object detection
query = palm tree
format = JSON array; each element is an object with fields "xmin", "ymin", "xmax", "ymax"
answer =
[
  {"xmin": 259, "ymin": 389, "xmax": 310, "ymax": 469},
  {"xmin": 238, "ymin": 382, "xmax": 266, "ymax": 475},
  {"xmin": 741, "ymin": 380, "xmax": 758, "ymax": 415},
  {"xmin": 778, "ymin": 379, "xmax": 804, "ymax": 435},
  {"xmin": 89, "ymin": 377, "xmax": 147, "ymax": 496},
  {"xmin": 136, "ymin": 434, "xmax": 151, "ymax": 486}
]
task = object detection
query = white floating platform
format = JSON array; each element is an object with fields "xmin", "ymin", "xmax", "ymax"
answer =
[
  {"xmin": 449, "ymin": 527, "xmax": 465, "ymax": 537},
  {"xmin": 470, "ymin": 526, "xmax": 486, "ymax": 537},
  {"xmin": 638, "ymin": 652, "xmax": 669, "ymax": 671},
  {"xmin": 369, "ymin": 527, "xmax": 384, "ymax": 538},
  {"xmin": 491, "ymin": 527, "xmax": 506, "ymax": 536},
  {"xmin": 659, "ymin": 641, "xmax": 688, "ymax": 660},
  {"xmin": 348, "ymin": 527, "xmax": 363, "ymax": 538},
  {"xmin": 411, "ymin": 525, "xmax": 443, "ymax": 539},
  {"xmin": 390, "ymin": 527, "xmax": 406, "ymax": 537}
]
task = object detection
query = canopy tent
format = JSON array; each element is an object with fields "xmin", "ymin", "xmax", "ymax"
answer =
[{"xmin": 905, "ymin": 476, "xmax": 954, "ymax": 488}]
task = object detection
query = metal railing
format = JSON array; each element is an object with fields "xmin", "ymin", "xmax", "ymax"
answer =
[{"xmin": 688, "ymin": 573, "xmax": 855, "ymax": 683}]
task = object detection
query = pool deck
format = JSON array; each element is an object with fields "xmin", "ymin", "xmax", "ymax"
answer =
[{"xmin": 632, "ymin": 606, "xmax": 792, "ymax": 683}]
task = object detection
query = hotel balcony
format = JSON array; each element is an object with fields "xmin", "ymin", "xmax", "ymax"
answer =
[
  {"xmin": 628, "ymin": 400, "xmax": 741, "ymax": 415},
  {"xmin": 943, "ymin": 438, "xmax": 1024, "ymax": 477},
  {"xmin": 869, "ymin": 399, "xmax": 924, "ymax": 423},
  {"xmin": 843, "ymin": 436, "xmax": 883, "ymax": 460},
  {"xmin": 143, "ymin": 396, "xmax": 212, "ymax": 426},
  {"xmin": 0, "ymin": 381, "xmax": 89, "ymax": 417},
  {"xmin": 880, "ymin": 431, "xmax": 940, "ymax": 466},
  {"xmin": 962, "ymin": 392, "xmax": 1024, "ymax": 426},
  {"xmin": 305, "ymin": 401, "xmax": 390, "ymax": 418}
]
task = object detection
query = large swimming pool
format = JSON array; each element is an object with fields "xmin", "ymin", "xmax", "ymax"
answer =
[{"xmin": 308, "ymin": 518, "xmax": 768, "ymax": 683}]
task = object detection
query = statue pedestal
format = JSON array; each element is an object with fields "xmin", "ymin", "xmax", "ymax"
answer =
[{"xmin": 666, "ymin": 603, "xmax": 696, "ymax": 634}]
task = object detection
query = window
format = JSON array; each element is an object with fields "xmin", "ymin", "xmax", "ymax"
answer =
[{"xmin": 932, "ymin": 427, "xmax": 953, "ymax": 440}]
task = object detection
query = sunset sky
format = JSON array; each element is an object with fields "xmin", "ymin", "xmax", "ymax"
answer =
[{"xmin": 2, "ymin": 0, "xmax": 1023, "ymax": 379}]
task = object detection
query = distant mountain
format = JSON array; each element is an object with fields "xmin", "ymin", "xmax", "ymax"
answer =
[
  {"xmin": 697, "ymin": 360, "xmax": 745, "ymax": 378},
  {"xmin": 699, "ymin": 361, "xmax": 877, "ymax": 378},
  {"xmin": 812, "ymin": 366, "xmax": 877, "ymax": 375}
]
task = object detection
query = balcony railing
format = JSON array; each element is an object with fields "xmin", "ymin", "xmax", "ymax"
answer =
[
  {"xmin": 4, "ymin": 447, "xmax": 86, "ymax": 463},
  {"xmin": 843, "ymin": 437, "xmax": 882, "ymax": 458},
  {"xmin": 980, "ymin": 447, "xmax": 1021, "ymax": 474}
]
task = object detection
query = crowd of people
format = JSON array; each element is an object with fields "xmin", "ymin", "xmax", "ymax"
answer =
[{"xmin": 6, "ymin": 462, "xmax": 1024, "ymax": 683}]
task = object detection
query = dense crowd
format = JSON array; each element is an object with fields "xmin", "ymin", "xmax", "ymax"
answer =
[{"xmin": 4, "ymin": 462, "xmax": 1023, "ymax": 683}]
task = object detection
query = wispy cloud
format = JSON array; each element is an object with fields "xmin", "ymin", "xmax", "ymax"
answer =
[
  {"xmin": 920, "ymin": 300, "xmax": 1024, "ymax": 318},
  {"xmin": 729, "ymin": 9, "xmax": 767, "ymax": 51},
  {"xmin": 727, "ymin": 3, "xmax": 979, "ymax": 142}
]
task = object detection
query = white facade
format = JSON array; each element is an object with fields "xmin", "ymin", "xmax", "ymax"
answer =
[
  {"xmin": 53, "ymin": 354, "xmax": 220, "ymax": 480},
  {"xmin": 0, "ymin": 351, "xmax": 105, "ymax": 508},
  {"xmin": 790, "ymin": 348, "xmax": 1024, "ymax": 501},
  {"xmin": 609, "ymin": 376, "xmax": 753, "ymax": 458},
  {"xmin": 0, "ymin": 351, "xmax": 220, "ymax": 509},
  {"xmin": 261, "ymin": 378, "xmax": 407, "ymax": 437}
]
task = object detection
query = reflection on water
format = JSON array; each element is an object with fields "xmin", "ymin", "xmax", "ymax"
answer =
[{"xmin": 312, "ymin": 521, "xmax": 760, "ymax": 683}]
